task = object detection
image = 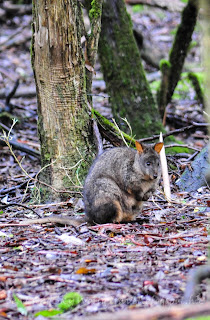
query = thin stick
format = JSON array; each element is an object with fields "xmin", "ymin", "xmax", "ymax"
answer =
[{"xmin": 159, "ymin": 132, "xmax": 171, "ymax": 201}]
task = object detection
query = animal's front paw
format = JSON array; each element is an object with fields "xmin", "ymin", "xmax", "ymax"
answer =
[{"xmin": 142, "ymin": 190, "xmax": 154, "ymax": 201}]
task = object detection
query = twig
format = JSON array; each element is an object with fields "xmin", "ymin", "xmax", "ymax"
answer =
[
  {"xmin": 87, "ymin": 93, "xmax": 110, "ymax": 99},
  {"xmin": 0, "ymin": 137, "xmax": 40, "ymax": 158},
  {"xmin": 165, "ymin": 144, "xmax": 201, "ymax": 151},
  {"xmin": 83, "ymin": 301, "xmax": 210, "ymax": 320},
  {"xmin": 5, "ymin": 79, "xmax": 20, "ymax": 105},
  {"xmin": 0, "ymin": 202, "xmax": 41, "ymax": 217},
  {"xmin": 112, "ymin": 118, "xmax": 129, "ymax": 147},
  {"xmin": 0, "ymin": 175, "xmax": 35, "ymax": 195},
  {"xmin": 139, "ymin": 122, "xmax": 209, "ymax": 142},
  {"xmin": 186, "ymin": 151, "xmax": 199, "ymax": 161},
  {"xmin": 0, "ymin": 122, "xmax": 15, "ymax": 134},
  {"xmin": 0, "ymin": 26, "xmax": 28, "ymax": 48},
  {"xmin": 125, "ymin": 0, "xmax": 184, "ymax": 12},
  {"xmin": 0, "ymin": 120, "xmax": 81, "ymax": 198}
]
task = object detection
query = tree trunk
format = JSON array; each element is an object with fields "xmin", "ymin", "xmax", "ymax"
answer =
[
  {"xmin": 166, "ymin": 0, "xmax": 198, "ymax": 104},
  {"xmin": 98, "ymin": 0, "xmax": 163, "ymax": 138},
  {"xmin": 31, "ymin": 0, "xmax": 96, "ymax": 200}
]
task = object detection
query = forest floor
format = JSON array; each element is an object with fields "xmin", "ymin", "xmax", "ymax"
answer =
[{"xmin": 0, "ymin": 2, "xmax": 209, "ymax": 319}]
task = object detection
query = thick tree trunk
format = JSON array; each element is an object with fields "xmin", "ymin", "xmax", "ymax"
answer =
[
  {"xmin": 31, "ymin": 0, "xmax": 96, "ymax": 200},
  {"xmin": 98, "ymin": 0, "xmax": 163, "ymax": 138}
]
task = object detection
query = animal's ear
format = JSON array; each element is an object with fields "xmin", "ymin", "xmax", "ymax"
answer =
[
  {"xmin": 135, "ymin": 141, "xmax": 144, "ymax": 153},
  {"xmin": 154, "ymin": 142, "xmax": 164, "ymax": 154}
]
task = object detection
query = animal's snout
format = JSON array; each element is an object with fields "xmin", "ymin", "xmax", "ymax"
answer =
[{"xmin": 153, "ymin": 174, "xmax": 158, "ymax": 179}]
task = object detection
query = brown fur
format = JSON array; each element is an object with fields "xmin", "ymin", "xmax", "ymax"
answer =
[
  {"xmin": 83, "ymin": 141, "xmax": 163, "ymax": 224},
  {"xmin": 18, "ymin": 141, "xmax": 163, "ymax": 227}
]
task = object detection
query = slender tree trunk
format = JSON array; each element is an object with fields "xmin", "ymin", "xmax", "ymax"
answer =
[
  {"xmin": 31, "ymin": 0, "xmax": 96, "ymax": 200},
  {"xmin": 166, "ymin": 0, "xmax": 198, "ymax": 104},
  {"xmin": 98, "ymin": 0, "xmax": 163, "ymax": 138}
]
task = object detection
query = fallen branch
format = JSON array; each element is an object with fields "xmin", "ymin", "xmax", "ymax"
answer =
[
  {"xmin": 93, "ymin": 109, "xmax": 209, "ymax": 145},
  {"xmin": 1, "ymin": 3, "xmax": 32, "ymax": 16},
  {"xmin": 140, "ymin": 122, "xmax": 209, "ymax": 142},
  {"xmin": 82, "ymin": 301, "xmax": 210, "ymax": 320},
  {"xmin": 165, "ymin": 144, "xmax": 201, "ymax": 151},
  {"xmin": 92, "ymin": 109, "xmax": 136, "ymax": 147},
  {"xmin": 0, "ymin": 138, "xmax": 40, "ymax": 158},
  {"xmin": 0, "ymin": 86, "xmax": 36, "ymax": 99},
  {"xmin": 0, "ymin": 176, "xmax": 35, "ymax": 195},
  {"xmin": 125, "ymin": 0, "xmax": 184, "ymax": 12},
  {"xmin": 0, "ymin": 202, "xmax": 40, "ymax": 217}
]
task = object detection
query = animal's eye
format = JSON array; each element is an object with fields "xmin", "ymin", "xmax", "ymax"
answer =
[{"xmin": 146, "ymin": 161, "xmax": 151, "ymax": 166}]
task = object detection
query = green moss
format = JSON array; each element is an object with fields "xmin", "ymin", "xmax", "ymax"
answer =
[
  {"xmin": 89, "ymin": 0, "xmax": 102, "ymax": 19},
  {"xmin": 165, "ymin": 146, "xmax": 193, "ymax": 155},
  {"xmin": 170, "ymin": 27, "xmax": 178, "ymax": 36},
  {"xmin": 159, "ymin": 59, "xmax": 171, "ymax": 72},
  {"xmin": 166, "ymin": 0, "xmax": 198, "ymax": 104},
  {"xmin": 44, "ymin": 153, "xmax": 51, "ymax": 161},
  {"xmin": 132, "ymin": 4, "xmax": 144, "ymax": 13},
  {"xmin": 98, "ymin": 0, "xmax": 164, "ymax": 138}
]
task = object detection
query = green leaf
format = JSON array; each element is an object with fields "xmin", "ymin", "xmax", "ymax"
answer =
[
  {"xmin": 0, "ymin": 210, "xmax": 3, "ymax": 215},
  {"xmin": 35, "ymin": 309, "xmax": 63, "ymax": 317},
  {"xmin": 58, "ymin": 292, "xmax": 83, "ymax": 312},
  {"xmin": 13, "ymin": 294, "xmax": 27, "ymax": 316}
]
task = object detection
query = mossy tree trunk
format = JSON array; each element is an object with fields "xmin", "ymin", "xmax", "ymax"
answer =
[
  {"xmin": 31, "ymin": 0, "xmax": 96, "ymax": 200},
  {"xmin": 98, "ymin": 0, "xmax": 163, "ymax": 138},
  {"xmin": 166, "ymin": 0, "xmax": 198, "ymax": 104},
  {"xmin": 158, "ymin": 0, "xmax": 199, "ymax": 114}
]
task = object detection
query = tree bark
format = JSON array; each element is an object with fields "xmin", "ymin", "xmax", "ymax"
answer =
[
  {"xmin": 158, "ymin": 0, "xmax": 199, "ymax": 113},
  {"xmin": 98, "ymin": 0, "xmax": 163, "ymax": 138},
  {"xmin": 166, "ymin": 0, "xmax": 198, "ymax": 104},
  {"xmin": 31, "ymin": 0, "xmax": 96, "ymax": 200}
]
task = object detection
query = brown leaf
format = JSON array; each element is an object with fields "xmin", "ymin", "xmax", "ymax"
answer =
[
  {"xmin": 75, "ymin": 267, "xmax": 96, "ymax": 274},
  {"xmin": 0, "ymin": 291, "xmax": 7, "ymax": 300}
]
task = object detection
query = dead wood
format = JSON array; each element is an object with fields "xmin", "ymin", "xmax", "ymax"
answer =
[
  {"xmin": 125, "ymin": 0, "xmax": 184, "ymax": 12},
  {"xmin": 0, "ymin": 202, "xmax": 40, "ymax": 217},
  {"xmin": 140, "ymin": 122, "xmax": 209, "ymax": 142},
  {"xmin": 0, "ymin": 3, "xmax": 32, "ymax": 16},
  {"xmin": 5, "ymin": 79, "xmax": 19, "ymax": 104},
  {"xmin": 0, "ymin": 175, "xmax": 35, "ymax": 196},
  {"xmin": 0, "ymin": 138, "xmax": 40, "ymax": 158},
  {"xmin": 0, "ymin": 86, "xmax": 36, "ymax": 99},
  {"xmin": 93, "ymin": 108, "xmax": 209, "ymax": 145},
  {"xmin": 93, "ymin": 109, "xmax": 136, "ymax": 147},
  {"xmin": 79, "ymin": 301, "xmax": 210, "ymax": 320}
]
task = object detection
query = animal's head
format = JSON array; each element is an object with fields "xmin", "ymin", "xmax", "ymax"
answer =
[{"xmin": 134, "ymin": 141, "xmax": 163, "ymax": 180}]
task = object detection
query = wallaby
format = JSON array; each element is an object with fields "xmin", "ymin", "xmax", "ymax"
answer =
[
  {"xmin": 83, "ymin": 141, "xmax": 163, "ymax": 224},
  {"xmin": 18, "ymin": 141, "xmax": 163, "ymax": 226}
]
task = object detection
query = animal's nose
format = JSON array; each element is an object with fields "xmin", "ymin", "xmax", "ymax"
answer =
[{"xmin": 153, "ymin": 174, "xmax": 158, "ymax": 179}]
